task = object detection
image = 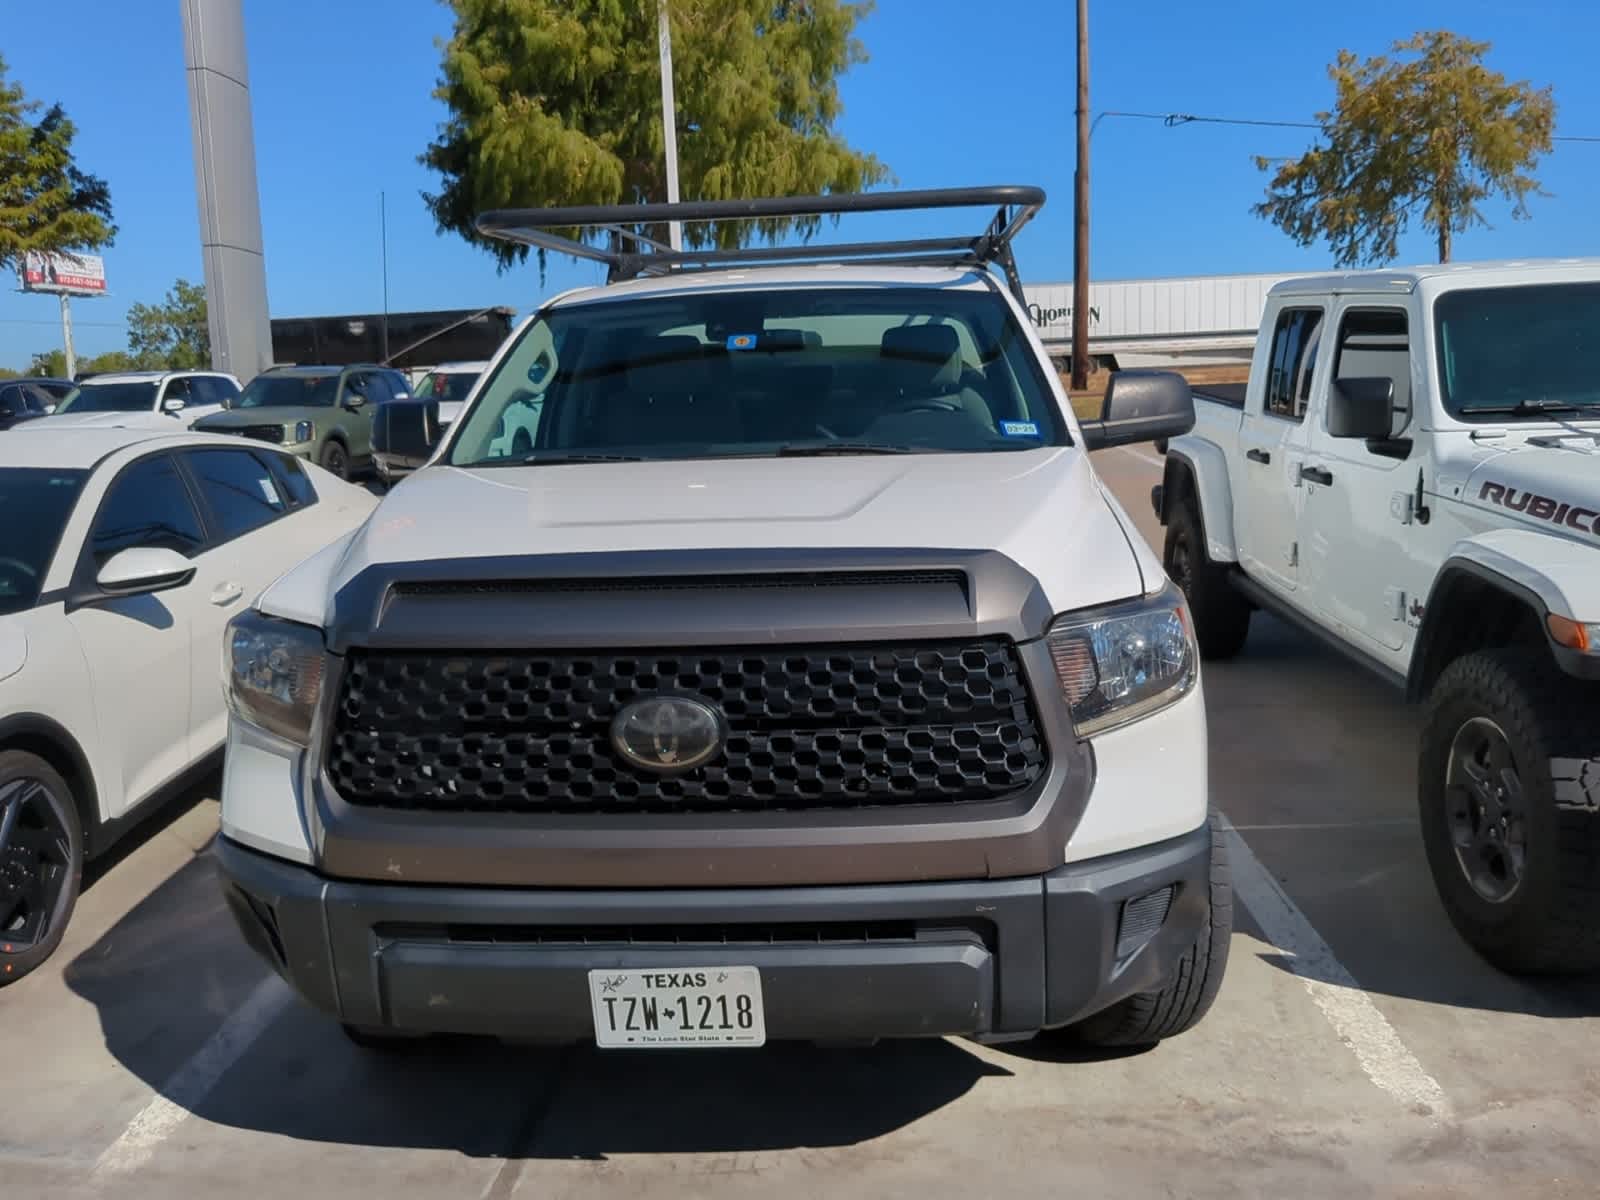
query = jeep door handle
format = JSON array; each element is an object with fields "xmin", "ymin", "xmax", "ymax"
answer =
[
  {"xmin": 1246, "ymin": 448, "xmax": 1272, "ymax": 464},
  {"xmin": 1300, "ymin": 466, "xmax": 1334, "ymax": 486},
  {"xmin": 210, "ymin": 581, "xmax": 244, "ymax": 607}
]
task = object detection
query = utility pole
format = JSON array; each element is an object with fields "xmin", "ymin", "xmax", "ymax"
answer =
[
  {"xmin": 658, "ymin": 0, "xmax": 683, "ymax": 251},
  {"xmin": 380, "ymin": 191, "xmax": 390, "ymax": 363},
  {"xmin": 1070, "ymin": 0, "xmax": 1091, "ymax": 392},
  {"xmin": 59, "ymin": 294, "xmax": 76, "ymax": 379}
]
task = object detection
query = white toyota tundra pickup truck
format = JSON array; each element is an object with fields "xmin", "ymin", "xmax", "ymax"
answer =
[
  {"xmin": 1154, "ymin": 259, "xmax": 1600, "ymax": 973},
  {"xmin": 213, "ymin": 187, "xmax": 1233, "ymax": 1051}
]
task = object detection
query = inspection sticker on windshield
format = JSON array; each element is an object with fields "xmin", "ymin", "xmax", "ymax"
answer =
[
  {"xmin": 588, "ymin": 966, "xmax": 765, "ymax": 1048},
  {"xmin": 726, "ymin": 333, "xmax": 758, "ymax": 351},
  {"xmin": 1000, "ymin": 420, "xmax": 1040, "ymax": 437}
]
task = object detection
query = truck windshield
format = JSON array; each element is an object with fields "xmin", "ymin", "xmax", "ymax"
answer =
[
  {"xmin": 446, "ymin": 286, "xmax": 1067, "ymax": 465},
  {"xmin": 1436, "ymin": 282, "xmax": 1600, "ymax": 418},
  {"xmin": 0, "ymin": 468, "xmax": 87, "ymax": 615},
  {"xmin": 238, "ymin": 374, "xmax": 340, "ymax": 409},
  {"xmin": 54, "ymin": 382, "xmax": 158, "ymax": 414}
]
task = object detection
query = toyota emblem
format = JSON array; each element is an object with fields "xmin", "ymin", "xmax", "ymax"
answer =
[{"xmin": 610, "ymin": 695, "xmax": 726, "ymax": 775}]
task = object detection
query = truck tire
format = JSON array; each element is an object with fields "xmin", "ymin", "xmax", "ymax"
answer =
[
  {"xmin": 319, "ymin": 440, "xmax": 350, "ymax": 481},
  {"xmin": 0, "ymin": 751, "xmax": 84, "ymax": 988},
  {"xmin": 1419, "ymin": 649, "xmax": 1600, "ymax": 974},
  {"xmin": 1164, "ymin": 499, "xmax": 1249, "ymax": 659},
  {"xmin": 1068, "ymin": 813, "xmax": 1233, "ymax": 1047}
]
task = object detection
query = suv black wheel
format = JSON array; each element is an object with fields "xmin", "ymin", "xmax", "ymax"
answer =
[
  {"xmin": 1164, "ymin": 498, "xmax": 1249, "ymax": 659},
  {"xmin": 1068, "ymin": 812, "xmax": 1233, "ymax": 1047},
  {"xmin": 319, "ymin": 440, "xmax": 350, "ymax": 481},
  {"xmin": 0, "ymin": 752, "xmax": 84, "ymax": 988},
  {"xmin": 1420, "ymin": 649, "xmax": 1600, "ymax": 974}
]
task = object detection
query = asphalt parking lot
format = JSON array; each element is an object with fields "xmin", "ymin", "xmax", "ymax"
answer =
[{"xmin": 7, "ymin": 446, "xmax": 1600, "ymax": 1199}]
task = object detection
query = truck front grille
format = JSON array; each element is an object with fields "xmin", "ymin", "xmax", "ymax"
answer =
[
  {"xmin": 223, "ymin": 424, "xmax": 285, "ymax": 444},
  {"xmin": 326, "ymin": 642, "xmax": 1048, "ymax": 814}
]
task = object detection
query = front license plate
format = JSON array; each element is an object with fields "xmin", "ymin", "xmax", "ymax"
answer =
[{"xmin": 587, "ymin": 966, "xmax": 766, "ymax": 1048}]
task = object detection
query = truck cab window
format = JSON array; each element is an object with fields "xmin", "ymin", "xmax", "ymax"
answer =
[
  {"xmin": 1333, "ymin": 309, "xmax": 1410, "ymax": 437},
  {"xmin": 1264, "ymin": 308, "xmax": 1323, "ymax": 421}
]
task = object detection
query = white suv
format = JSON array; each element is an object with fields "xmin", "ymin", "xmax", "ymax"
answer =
[
  {"xmin": 28, "ymin": 370, "xmax": 242, "ymax": 431},
  {"xmin": 215, "ymin": 188, "xmax": 1229, "ymax": 1052}
]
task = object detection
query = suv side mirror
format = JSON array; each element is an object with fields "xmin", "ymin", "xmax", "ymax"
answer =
[
  {"xmin": 95, "ymin": 547, "xmax": 196, "ymax": 597},
  {"xmin": 1078, "ymin": 370, "xmax": 1195, "ymax": 452},
  {"xmin": 372, "ymin": 399, "xmax": 442, "ymax": 471},
  {"xmin": 162, "ymin": 395, "xmax": 187, "ymax": 414},
  {"xmin": 1327, "ymin": 377, "xmax": 1394, "ymax": 440}
]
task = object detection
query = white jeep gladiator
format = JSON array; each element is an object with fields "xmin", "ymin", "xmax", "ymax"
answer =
[
  {"xmin": 213, "ymin": 187, "xmax": 1232, "ymax": 1051},
  {"xmin": 1154, "ymin": 259, "xmax": 1600, "ymax": 972}
]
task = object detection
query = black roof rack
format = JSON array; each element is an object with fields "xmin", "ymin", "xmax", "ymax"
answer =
[{"xmin": 474, "ymin": 185, "xmax": 1045, "ymax": 304}]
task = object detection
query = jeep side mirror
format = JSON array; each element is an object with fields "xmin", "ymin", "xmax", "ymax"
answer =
[
  {"xmin": 1078, "ymin": 370, "xmax": 1195, "ymax": 452},
  {"xmin": 372, "ymin": 398, "xmax": 443, "ymax": 472},
  {"xmin": 1327, "ymin": 377, "xmax": 1394, "ymax": 440}
]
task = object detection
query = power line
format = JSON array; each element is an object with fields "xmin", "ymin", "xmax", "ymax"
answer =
[
  {"xmin": 1093, "ymin": 109, "xmax": 1599, "ymax": 143},
  {"xmin": 0, "ymin": 317, "xmax": 128, "ymax": 328}
]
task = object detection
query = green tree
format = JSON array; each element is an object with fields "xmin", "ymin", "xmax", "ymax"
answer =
[
  {"xmin": 422, "ymin": 0, "xmax": 889, "ymax": 270},
  {"xmin": 0, "ymin": 53, "xmax": 116, "ymax": 274},
  {"xmin": 1254, "ymin": 31, "xmax": 1555, "ymax": 266},
  {"xmin": 126, "ymin": 278, "xmax": 210, "ymax": 370}
]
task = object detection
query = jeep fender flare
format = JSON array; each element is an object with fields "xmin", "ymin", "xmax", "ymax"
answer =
[
  {"xmin": 1159, "ymin": 438, "xmax": 1238, "ymax": 564},
  {"xmin": 1409, "ymin": 529, "xmax": 1600, "ymax": 699}
]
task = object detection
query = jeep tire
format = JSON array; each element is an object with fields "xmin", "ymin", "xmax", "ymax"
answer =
[
  {"xmin": 1420, "ymin": 649, "xmax": 1600, "ymax": 974},
  {"xmin": 1164, "ymin": 498, "xmax": 1250, "ymax": 660},
  {"xmin": 1068, "ymin": 812, "xmax": 1233, "ymax": 1047}
]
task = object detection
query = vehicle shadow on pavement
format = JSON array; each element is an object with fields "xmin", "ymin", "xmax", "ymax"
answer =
[{"xmin": 63, "ymin": 850, "xmax": 1018, "ymax": 1158}]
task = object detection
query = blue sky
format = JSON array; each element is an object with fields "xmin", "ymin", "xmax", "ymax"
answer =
[{"xmin": 3, "ymin": 0, "xmax": 1598, "ymax": 370}]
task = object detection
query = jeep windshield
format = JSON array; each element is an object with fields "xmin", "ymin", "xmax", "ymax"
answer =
[
  {"xmin": 1436, "ymin": 282, "xmax": 1600, "ymax": 420},
  {"xmin": 237, "ymin": 373, "xmax": 340, "ymax": 409},
  {"xmin": 54, "ymin": 381, "xmax": 158, "ymax": 414},
  {"xmin": 446, "ymin": 286, "xmax": 1068, "ymax": 466}
]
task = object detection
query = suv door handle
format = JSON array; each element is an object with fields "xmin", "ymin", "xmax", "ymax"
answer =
[
  {"xmin": 1300, "ymin": 466, "xmax": 1334, "ymax": 486},
  {"xmin": 210, "ymin": 582, "xmax": 244, "ymax": 607},
  {"xmin": 1246, "ymin": 448, "xmax": 1272, "ymax": 464}
]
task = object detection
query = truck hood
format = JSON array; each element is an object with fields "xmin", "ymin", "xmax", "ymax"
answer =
[
  {"xmin": 193, "ymin": 406, "xmax": 321, "ymax": 430},
  {"xmin": 1457, "ymin": 435, "xmax": 1600, "ymax": 544},
  {"xmin": 258, "ymin": 449, "xmax": 1147, "ymax": 627}
]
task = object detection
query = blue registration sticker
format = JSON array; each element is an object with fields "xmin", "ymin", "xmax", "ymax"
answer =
[
  {"xmin": 1000, "ymin": 420, "xmax": 1040, "ymax": 438},
  {"xmin": 726, "ymin": 333, "xmax": 758, "ymax": 351}
]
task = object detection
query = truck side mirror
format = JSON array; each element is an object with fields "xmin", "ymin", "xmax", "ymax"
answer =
[
  {"xmin": 372, "ymin": 398, "xmax": 443, "ymax": 472},
  {"xmin": 1327, "ymin": 377, "xmax": 1394, "ymax": 440},
  {"xmin": 1078, "ymin": 370, "xmax": 1195, "ymax": 452}
]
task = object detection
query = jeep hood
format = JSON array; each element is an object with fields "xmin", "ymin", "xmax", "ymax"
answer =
[
  {"xmin": 1458, "ymin": 436, "xmax": 1600, "ymax": 543},
  {"xmin": 258, "ymin": 449, "xmax": 1148, "ymax": 627}
]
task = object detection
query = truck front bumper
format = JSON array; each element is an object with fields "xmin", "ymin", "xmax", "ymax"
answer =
[{"xmin": 215, "ymin": 822, "xmax": 1211, "ymax": 1043}]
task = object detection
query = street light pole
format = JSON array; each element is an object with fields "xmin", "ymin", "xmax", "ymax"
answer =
[
  {"xmin": 658, "ymin": 0, "xmax": 683, "ymax": 252},
  {"xmin": 1070, "ymin": 0, "xmax": 1091, "ymax": 392}
]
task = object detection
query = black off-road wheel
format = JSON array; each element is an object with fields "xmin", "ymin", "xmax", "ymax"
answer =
[
  {"xmin": 1069, "ymin": 813, "xmax": 1233, "ymax": 1048},
  {"xmin": 0, "ymin": 752, "xmax": 84, "ymax": 988},
  {"xmin": 1420, "ymin": 649, "xmax": 1600, "ymax": 974},
  {"xmin": 1163, "ymin": 498, "xmax": 1250, "ymax": 660},
  {"xmin": 319, "ymin": 440, "xmax": 350, "ymax": 481}
]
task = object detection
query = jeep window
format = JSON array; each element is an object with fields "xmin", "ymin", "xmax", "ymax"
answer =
[
  {"xmin": 54, "ymin": 380, "xmax": 160, "ymax": 414},
  {"xmin": 446, "ymin": 287, "xmax": 1067, "ymax": 465},
  {"xmin": 1333, "ymin": 308, "xmax": 1410, "ymax": 437},
  {"xmin": 237, "ymin": 373, "xmax": 340, "ymax": 409},
  {"xmin": 1436, "ymin": 282, "xmax": 1600, "ymax": 419},
  {"xmin": 1263, "ymin": 308, "xmax": 1323, "ymax": 422},
  {"xmin": 0, "ymin": 468, "xmax": 86, "ymax": 614}
]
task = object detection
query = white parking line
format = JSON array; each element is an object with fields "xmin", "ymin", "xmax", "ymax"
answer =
[
  {"xmin": 1218, "ymin": 813, "xmax": 1451, "ymax": 1122},
  {"xmin": 1119, "ymin": 445, "xmax": 1167, "ymax": 469},
  {"xmin": 91, "ymin": 975, "xmax": 291, "ymax": 1180}
]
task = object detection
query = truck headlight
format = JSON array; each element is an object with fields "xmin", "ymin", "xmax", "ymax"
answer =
[
  {"xmin": 292, "ymin": 420, "xmax": 315, "ymax": 444},
  {"xmin": 224, "ymin": 611, "xmax": 325, "ymax": 746},
  {"xmin": 1045, "ymin": 582, "xmax": 1198, "ymax": 736}
]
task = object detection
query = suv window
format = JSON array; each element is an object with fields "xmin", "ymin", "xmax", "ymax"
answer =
[
  {"xmin": 162, "ymin": 377, "xmax": 192, "ymax": 409},
  {"xmin": 188, "ymin": 376, "xmax": 220, "ymax": 408},
  {"xmin": 262, "ymin": 450, "xmax": 318, "ymax": 508},
  {"xmin": 1333, "ymin": 308, "xmax": 1410, "ymax": 437},
  {"xmin": 1264, "ymin": 308, "xmax": 1324, "ymax": 422},
  {"xmin": 183, "ymin": 448, "xmax": 287, "ymax": 542},
  {"xmin": 90, "ymin": 455, "xmax": 207, "ymax": 568},
  {"xmin": 382, "ymin": 369, "xmax": 411, "ymax": 400}
]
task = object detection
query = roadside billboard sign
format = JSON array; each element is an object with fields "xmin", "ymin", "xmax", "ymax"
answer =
[{"xmin": 18, "ymin": 251, "xmax": 108, "ymax": 297}]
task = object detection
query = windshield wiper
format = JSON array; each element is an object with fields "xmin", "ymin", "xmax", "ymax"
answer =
[
  {"xmin": 522, "ymin": 452, "xmax": 644, "ymax": 466},
  {"xmin": 1465, "ymin": 399, "xmax": 1589, "ymax": 416},
  {"xmin": 774, "ymin": 441, "xmax": 917, "ymax": 457}
]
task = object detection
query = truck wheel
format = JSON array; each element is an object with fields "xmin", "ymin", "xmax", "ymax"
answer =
[
  {"xmin": 1420, "ymin": 649, "xmax": 1600, "ymax": 974},
  {"xmin": 319, "ymin": 440, "xmax": 350, "ymax": 481},
  {"xmin": 1164, "ymin": 499, "xmax": 1249, "ymax": 659},
  {"xmin": 1069, "ymin": 812, "xmax": 1233, "ymax": 1047},
  {"xmin": 0, "ymin": 752, "xmax": 84, "ymax": 989}
]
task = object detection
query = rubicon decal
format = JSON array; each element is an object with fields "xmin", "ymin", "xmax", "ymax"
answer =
[{"xmin": 1479, "ymin": 482, "xmax": 1600, "ymax": 537}]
